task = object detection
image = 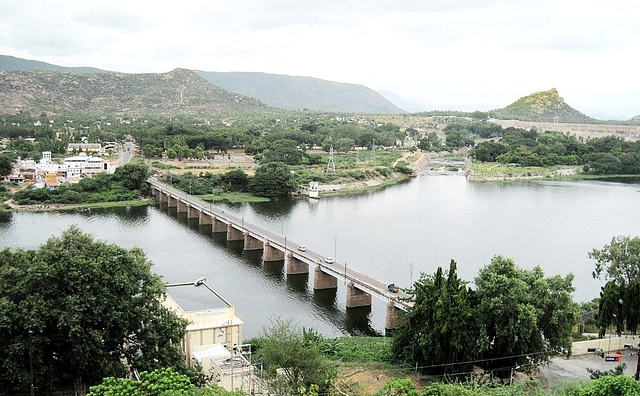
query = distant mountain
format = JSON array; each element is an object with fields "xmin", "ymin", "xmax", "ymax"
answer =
[
  {"xmin": 197, "ymin": 71, "xmax": 404, "ymax": 114},
  {"xmin": 377, "ymin": 90, "xmax": 425, "ymax": 113},
  {"xmin": 0, "ymin": 68, "xmax": 265, "ymax": 116},
  {"xmin": 0, "ymin": 54, "xmax": 109, "ymax": 74},
  {"xmin": 491, "ymin": 88, "xmax": 596, "ymax": 123}
]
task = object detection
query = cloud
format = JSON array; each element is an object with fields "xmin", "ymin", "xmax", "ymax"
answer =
[{"xmin": 1, "ymin": 0, "xmax": 639, "ymax": 117}]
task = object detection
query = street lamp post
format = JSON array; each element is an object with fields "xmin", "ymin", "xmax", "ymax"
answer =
[{"xmin": 344, "ymin": 262, "xmax": 347, "ymax": 285}]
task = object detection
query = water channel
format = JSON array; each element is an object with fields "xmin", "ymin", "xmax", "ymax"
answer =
[{"xmin": 1, "ymin": 175, "xmax": 639, "ymax": 338}]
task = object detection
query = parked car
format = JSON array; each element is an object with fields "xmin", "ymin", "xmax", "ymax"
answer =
[
  {"xmin": 325, "ymin": 257, "xmax": 335, "ymax": 264},
  {"xmin": 298, "ymin": 245, "xmax": 306, "ymax": 252}
]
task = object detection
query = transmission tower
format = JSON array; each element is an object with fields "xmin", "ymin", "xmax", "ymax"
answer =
[
  {"xmin": 326, "ymin": 145, "xmax": 336, "ymax": 174},
  {"xmin": 370, "ymin": 139, "xmax": 376, "ymax": 160}
]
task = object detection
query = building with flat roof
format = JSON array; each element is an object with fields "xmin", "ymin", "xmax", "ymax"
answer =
[{"xmin": 163, "ymin": 279, "xmax": 252, "ymax": 393}]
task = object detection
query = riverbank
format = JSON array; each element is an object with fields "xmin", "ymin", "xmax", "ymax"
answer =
[{"xmin": 3, "ymin": 199, "xmax": 154, "ymax": 213}]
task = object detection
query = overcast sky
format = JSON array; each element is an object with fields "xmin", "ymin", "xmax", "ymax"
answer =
[{"xmin": 1, "ymin": 1, "xmax": 639, "ymax": 119}]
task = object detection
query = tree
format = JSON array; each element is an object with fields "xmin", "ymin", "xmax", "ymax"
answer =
[
  {"xmin": 590, "ymin": 236, "xmax": 640, "ymax": 335},
  {"xmin": 589, "ymin": 236, "xmax": 640, "ymax": 285},
  {"xmin": 474, "ymin": 256, "xmax": 578, "ymax": 372},
  {"xmin": 261, "ymin": 139, "xmax": 303, "ymax": 165},
  {"xmin": 249, "ymin": 162, "xmax": 296, "ymax": 198},
  {"xmin": 114, "ymin": 163, "xmax": 150, "ymax": 191},
  {"xmin": 0, "ymin": 154, "xmax": 13, "ymax": 176},
  {"xmin": 0, "ymin": 226, "xmax": 190, "ymax": 394},
  {"xmin": 393, "ymin": 260, "xmax": 482, "ymax": 376},
  {"xmin": 254, "ymin": 317, "xmax": 336, "ymax": 396}
]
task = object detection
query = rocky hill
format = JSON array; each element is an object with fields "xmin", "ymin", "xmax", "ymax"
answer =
[
  {"xmin": 196, "ymin": 71, "xmax": 404, "ymax": 114},
  {"xmin": 0, "ymin": 68, "xmax": 266, "ymax": 116},
  {"xmin": 490, "ymin": 88, "xmax": 596, "ymax": 123}
]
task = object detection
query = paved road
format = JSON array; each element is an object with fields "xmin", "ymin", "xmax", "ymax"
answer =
[{"xmin": 538, "ymin": 350, "xmax": 638, "ymax": 385}]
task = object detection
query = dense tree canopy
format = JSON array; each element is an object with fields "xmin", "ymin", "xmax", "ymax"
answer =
[
  {"xmin": 590, "ymin": 236, "xmax": 640, "ymax": 335},
  {"xmin": 474, "ymin": 256, "xmax": 578, "ymax": 371},
  {"xmin": 0, "ymin": 226, "xmax": 190, "ymax": 394},
  {"xmin": 248, "ymin": 162, "xmax": 296, "ymax": 198},
  {"xmin": 393, "ymin": 260, "xmax": 481, "ymax": 376},
  {"xmin": 393, "ymin": 256, "xmax": 578, "ymax": 378}
]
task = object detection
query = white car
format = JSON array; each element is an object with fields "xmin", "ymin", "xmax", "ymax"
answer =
[
  {"xmin": 298, "ymin": 246, "xmax": 306, "ymax": 252},
  {"xmin": 324, "ymin": 257, "xmax": 335, "ymax": 264}
]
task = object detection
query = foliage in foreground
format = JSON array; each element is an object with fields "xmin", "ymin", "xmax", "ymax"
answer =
[
  {"xmin": 0, "ymin": 226, "xmax": 190, "ymax": 394},
  {"xmin": 87, "ymin": 368, "xmax": 243, "ymax": 396},
  {"xmin": 252, "ymin": 317, "xmax": 337, "ymax": 396},
  {"xmin": 393, "ymin": 257, "xmax": 579, "ymax": 378}
]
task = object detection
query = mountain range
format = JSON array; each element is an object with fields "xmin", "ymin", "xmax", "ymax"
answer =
[{"xmin": 0, "ymin": 54, "xmax": 634, "ymax": 122}]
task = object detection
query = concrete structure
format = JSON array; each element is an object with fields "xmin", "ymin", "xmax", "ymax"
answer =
[
  {"xmin": 67, "ymin": 142, "xmax": 102, "ymax": 153},
  {"xmin": 150, "ymin": 178, "xmax": 411, "ymax": 332},
  {"xmin": 297, "ymin": 181, "xmax": 320, "ymax": 199},
  {"xmin": 572, "ymin": 334, "xmax": 640, "ymax": 356},
  {"xmin": 163, "ymin": 280, "xmax": 251, "ymax": 393}
]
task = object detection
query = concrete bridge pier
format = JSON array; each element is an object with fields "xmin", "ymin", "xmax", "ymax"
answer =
[
  {"xmin": 313, "ymin": 267, "xmax": 337, "ymax": 290},
  {"xmin": 385, "ymin": 301, "xmax": 403, "ymax": 332},
  {"xmin": 186, "ymin": 205, "xmax": 199, "ymax": 219},
  {"xmin": 346, "ymin": 282, "xmax": 372, "ymax": 308},
  {"xmin": 158, "ymin": 190, "xmax": 168, "ymax": 204},
  {"xmin": 263, "ymin": 242, "xmax": 284, "ymax": 262},
  {"xmin": 244, "ymin": 233, "xmax": 264, "ymax": 250},
  {"xmin": 212, "ymin": 218, "xmax": 226, "ymax": 233},
  {"xmin": 286, "ymin": 253, "xmax": 309, "ymax": 275},
  {"xmin": 199, "ymin": 212, "xmax": 212, "ymax": 225},
  {"xmin": 176, "ymin": 200, "xmax": 188, "ymax": 213},
  {"xmin": 226, "ymin": 225, "xmax": 243, "ymax": 241},
  {"xmin": 167, "ymin": 196, "xmax": 178, "ymax": 208}
]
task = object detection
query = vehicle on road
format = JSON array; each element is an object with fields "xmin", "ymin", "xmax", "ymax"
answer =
[
  {"xmin": 298, "ymin": 246, "xmax": 306, "ymax": 252},
  {"xmin": 325, "ymin": 257, "xmax": 334, "ymax": 264}
]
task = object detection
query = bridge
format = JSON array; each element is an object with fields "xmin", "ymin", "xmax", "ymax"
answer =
[{"xmin": 148, "ymin": 178, "xmax": 412, "ymax": 331}]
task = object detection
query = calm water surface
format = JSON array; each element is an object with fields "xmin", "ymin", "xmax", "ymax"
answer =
[{"xmin": 1, "ymin": 176, "xmax": 638, "ymax": 338}]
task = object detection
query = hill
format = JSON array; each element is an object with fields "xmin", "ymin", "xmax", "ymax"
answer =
[
  {"xmin": 0, "ymin": 54, "xmax": 109, "ymax": 74},
  {"xmin": 196, "ymin": 71, "xmax": 404, "ymax": 114},
  {"xmin": 0, "ymin": 68, "xmax": 266, "ymax": 116},
  {"xmin": 490, "ymin": 88, "xmax": 596, "ymax": 123}
]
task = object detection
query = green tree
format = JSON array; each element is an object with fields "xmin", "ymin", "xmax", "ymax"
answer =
[
  {"xmin": 261, "ymin": 139, "xmax": 303, "ymax": 165},
  {"xmin": 249, "ymin": 162, "xmax": 296, "ymax": 198},
  {"xmin": 474, "ymin": 256, "xmax": 578, "ymax": 373},
  {"xmin": 0, "ymin": 226, "xmax": 189, "ymax": 394},
  {"xmin": 0, "ymin": 154, "xmax": 13, "ymax": 176},
  {"xmin": 393, "ymin": 260, "xmax": 482, "ymax": 376},
  {"xmin": 255, "ymin": 317, "xmax": 336, "ymax": 396},
  {"xmin": 333, "ymin": 138, "xmax": 355, "ymax": 153},
  {"xmin": 589, "ymin": 236, "xmax": 640, "ymax": 285},
  {"xmin": 114, "ymin": 163, "xmax": 150, "ymax": 191}
]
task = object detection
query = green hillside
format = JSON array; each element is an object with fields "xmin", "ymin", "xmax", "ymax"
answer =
[
  {"xmin": 0, "ymin": 68, "xmax": 266, "ymax": 116},
  {"xmin": 197, "ymin": 71, "xmax": 404, "ymax": 114},
  {"xmin": 0, "ymin": 54, "xmax": 108, "ymax": 74},
  {"xmin": 490, "ymin": 88, "xmax": 596, "ymax": 123}
]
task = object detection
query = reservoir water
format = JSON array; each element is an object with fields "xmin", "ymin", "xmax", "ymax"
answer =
[{"xmin": 1, "ymin": 175, "xmax": 638, "ymax": 338}]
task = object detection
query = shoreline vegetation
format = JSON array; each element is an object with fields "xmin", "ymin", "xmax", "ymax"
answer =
[{"xmin": 5, "ymin": 155, "xmax": 639, "ymax": 214}]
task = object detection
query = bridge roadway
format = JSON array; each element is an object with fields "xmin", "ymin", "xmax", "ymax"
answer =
[{"xmin": 148, "ymin": 178, "xmax": 412, "ymax": 315}]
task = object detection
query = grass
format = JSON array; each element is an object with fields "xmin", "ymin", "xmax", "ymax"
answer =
[{"xmin": 199, "ymin": 192, "xmax": 270, "ymax": 203}]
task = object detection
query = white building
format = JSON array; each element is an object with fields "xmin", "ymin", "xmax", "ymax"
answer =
[
  {"xmin": 163, "ymin": 280, "xmax": 252, "ymax": 393},
  {"xmin": 63, "ymin": 153, "xmax": 112, "ymax": 178},
  {"xmin": 33, "ymin": 151, "xmax": 114, "ymax": 179}
]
